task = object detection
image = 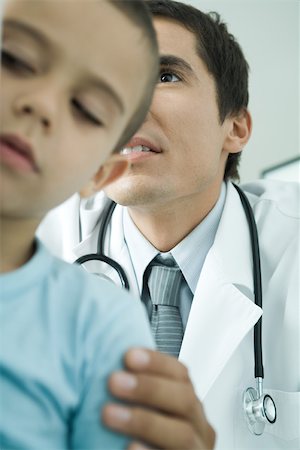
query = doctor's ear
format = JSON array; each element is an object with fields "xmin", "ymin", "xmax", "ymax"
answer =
[
  {"xmin": 80, "ymin": 155, "xmax": 129, "ymax": 198},
  {"xmin": 223, "ymin": 109, "xmax": 252, "ymax": 154}
]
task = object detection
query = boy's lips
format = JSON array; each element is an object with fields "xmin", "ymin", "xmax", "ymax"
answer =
[{"xmin": 0, "ymin": 134, "xmax": 39, "ymax": 173}]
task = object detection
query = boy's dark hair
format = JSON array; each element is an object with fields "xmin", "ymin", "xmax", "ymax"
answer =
[
  {"xmin": 110, "ymin": 0, "xmax": 159, "ymax": 151},
  {"xmin": 147, "ymin": 0, "xmax": 250, "ymax": 181}
]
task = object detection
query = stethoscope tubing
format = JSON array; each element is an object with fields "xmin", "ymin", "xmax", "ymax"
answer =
[
  {"xmin": 76, "ymin": 197, "xmax": 129, "ymax": 290},
  {"xmin": 232, "ymin": 184, "xmax": 264, "ymax": 379}
]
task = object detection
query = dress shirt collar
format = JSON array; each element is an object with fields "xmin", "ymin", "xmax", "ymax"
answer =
[{"xmin": 123, "ymin": 183, "xmax": 226, "ymax": 295}]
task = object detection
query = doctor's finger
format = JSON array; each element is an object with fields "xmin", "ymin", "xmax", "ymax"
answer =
[
  {"xmin": 125, "ymin": 348, "xmax": 190, "ymax": 380},
  {"xmin": 108, "ymin": 371, "xmax": 200, "ymax": 421},
  {"xmin": 103, "ymin": 403, "xmax": 213, "ymax": 450}
]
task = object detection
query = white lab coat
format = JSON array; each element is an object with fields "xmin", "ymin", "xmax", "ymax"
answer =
[{"xmin": 38, "ymin": 180, "xmax": 300, "ymax": 450}]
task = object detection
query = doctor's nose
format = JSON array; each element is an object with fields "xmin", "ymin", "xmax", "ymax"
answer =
[{"xmin": 13, "ymin": 87, "xmax": 59, "ymax": 131}]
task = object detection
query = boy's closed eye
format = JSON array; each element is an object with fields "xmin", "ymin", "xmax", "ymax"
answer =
[
  {"xmin": 71, "ymin": 98, "xmax": 104, "ymax": 127},
  {"xmin": 1, "ymin": 49, "xmax": 36, "ymax": 76}
]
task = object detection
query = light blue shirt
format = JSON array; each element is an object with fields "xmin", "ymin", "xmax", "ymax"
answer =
[
  {"xmin": 0, "ymin": 241, "xmax": 154, "ymax": 449},
  {"xmin": 123, "ymin": 184, "xmax": 226, "ymax": 329}
]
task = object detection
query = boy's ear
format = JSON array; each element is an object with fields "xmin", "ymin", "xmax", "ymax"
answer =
[
  {"xmin": 80, "ymin": 155, "xmax": 129, "ymax": 198},
  {"xmin": 223, "ymin": 109, "xmax": 252, "ymax": 154}
]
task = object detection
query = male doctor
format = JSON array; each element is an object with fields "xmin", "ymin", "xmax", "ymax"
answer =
[{"xmin": 39, "ymin": 0, "xmax": 300, "ymax": 449}]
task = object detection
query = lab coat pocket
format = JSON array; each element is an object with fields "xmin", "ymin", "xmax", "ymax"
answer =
[{"xmin": 264, "ymin": 389, "xmax": 300, "ymax": 444}]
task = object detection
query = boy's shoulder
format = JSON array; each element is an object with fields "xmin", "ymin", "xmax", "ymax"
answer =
[
  {"xmin": 2, "ymin": 239, "xmax": 147, "ymax": 336},
  {"xmin": 2, "ymin": 238, "xmax": 153, "ymax": 362}
]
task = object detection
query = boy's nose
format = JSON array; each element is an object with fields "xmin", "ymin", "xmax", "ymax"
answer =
[
  {"xmin": 18, "ymin": 104, "xmax": 51, "ymax": 129},
  {"xmin": 13, "ymin": 88, "xmax": 59, "ymax": 131}
]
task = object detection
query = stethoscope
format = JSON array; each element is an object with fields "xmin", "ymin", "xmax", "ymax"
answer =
[{"xmin": 75, "ymin": 183, "xmax": 277, "ymax": 435}]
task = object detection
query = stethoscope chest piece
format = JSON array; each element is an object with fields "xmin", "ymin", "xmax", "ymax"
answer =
[{"xmin": 243, "ymin": 385, "xmax": 277, "ymax": 435}]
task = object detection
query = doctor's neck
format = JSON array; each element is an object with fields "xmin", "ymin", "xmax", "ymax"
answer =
[{"xmin": 126, "ymin": 185, "xmax": 221, "ymax": 252}]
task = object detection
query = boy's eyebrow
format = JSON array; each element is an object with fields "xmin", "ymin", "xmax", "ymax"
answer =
[
  {"xmin": 3, "ymin": 19, "xmax": 48, "ymax": 46},
  {"xmin": 160, "ymin": 55, "xmax": 194, "ymax": 75},
  {"xmin": 3, "ymin": 19, "xmax": 125, "ymax": 114}
]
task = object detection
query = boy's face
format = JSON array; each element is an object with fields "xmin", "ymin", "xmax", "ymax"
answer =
[{"xmin": 1, "ymin": 0, "xmax": 151, "ymax": 220}]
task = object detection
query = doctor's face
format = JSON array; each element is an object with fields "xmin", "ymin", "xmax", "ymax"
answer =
[
  {"xmin": 0, "ymin": 0, "xmax": 152, "ymax": 219},
  {"xmin": 105, "ymin": 18, "xmax": 238, "ymax": 212}
]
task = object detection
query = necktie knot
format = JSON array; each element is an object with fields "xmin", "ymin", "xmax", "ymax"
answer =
[{"xmin": 148, "ymin": 256, "xmax": 182, "ymax": 308}]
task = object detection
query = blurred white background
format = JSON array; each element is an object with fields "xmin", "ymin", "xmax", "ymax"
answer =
[{"xmin": 181, "ymin": 0, "xmax": 299, "ymax": 182}]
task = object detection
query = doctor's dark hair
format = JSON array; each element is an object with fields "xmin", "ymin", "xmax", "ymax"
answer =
[
  {"xmin": 109, "ymin": 0, "xmax": 159, "ymax": 151},
  {"xmin": 147, "ymin": 0, "xmax": 250, "ymax": 181}
]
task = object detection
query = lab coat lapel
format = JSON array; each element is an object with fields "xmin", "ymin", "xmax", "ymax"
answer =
[{"xmin": 180, "ymin": 183, "xmax": 262, "ymax": 400}]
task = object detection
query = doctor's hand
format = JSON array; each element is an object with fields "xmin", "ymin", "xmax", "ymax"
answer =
[{"xmin": 102, "ymin": 348, "xmax": 216, "ymax": 450}]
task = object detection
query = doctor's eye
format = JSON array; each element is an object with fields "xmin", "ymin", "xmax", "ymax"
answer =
[
  {"xmin": 159, "ymin": 71, "xmax": 181, "ymax": 83},
  {"xmin": 1, "ymin": 50, "xmax": 36, "ymax": 75},
  {"xmin": 71, "ymin": 98, "xmax": 103, "ymax": 127}
]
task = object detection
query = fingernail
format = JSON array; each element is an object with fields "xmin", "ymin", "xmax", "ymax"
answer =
[
  {"xmin": 113, "ymin": 372, "xmax": 137, "ymax": 390},
  {"xmin": 129, "ymin": 349, "xmax": 150, "ymax": 367},
  {"xmin": 131, "ymin": 444, "xmax": 150, "ymax": 450},
  {"xmin": 106, "ymin": 405, "xmax": 131, "ymax": 423}
]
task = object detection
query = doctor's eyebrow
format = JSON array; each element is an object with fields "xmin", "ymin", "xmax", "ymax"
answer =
[
  {"xmin": 160, "ymin": 55, "xmax": 195, "ymax": 76},
  {"xmin": 3, "ymin": 19, "xmax": 125, "ymax": 114}
]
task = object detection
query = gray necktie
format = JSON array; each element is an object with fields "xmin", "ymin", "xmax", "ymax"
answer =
[{"xmin": 146, "ymin": 255, "xmax": 183, "ymax": 357}]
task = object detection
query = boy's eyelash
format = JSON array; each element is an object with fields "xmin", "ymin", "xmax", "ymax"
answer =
[
  {"xmin": 1, "ymin": 49, "xmax": 35, "ymax": 75},
  {"xmin": 71, "ymin": 98, "xmax": 103, "ymax": 127}
]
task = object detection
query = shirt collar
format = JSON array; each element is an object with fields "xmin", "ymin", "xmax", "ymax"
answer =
[{"xmin": 123, "ymin": 183, "xmax": 226, "ymax": 295}]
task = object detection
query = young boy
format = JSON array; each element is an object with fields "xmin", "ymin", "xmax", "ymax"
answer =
[{"xmin": 0, "ymin": 0, "xmax": 158, "ymax": 448}]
